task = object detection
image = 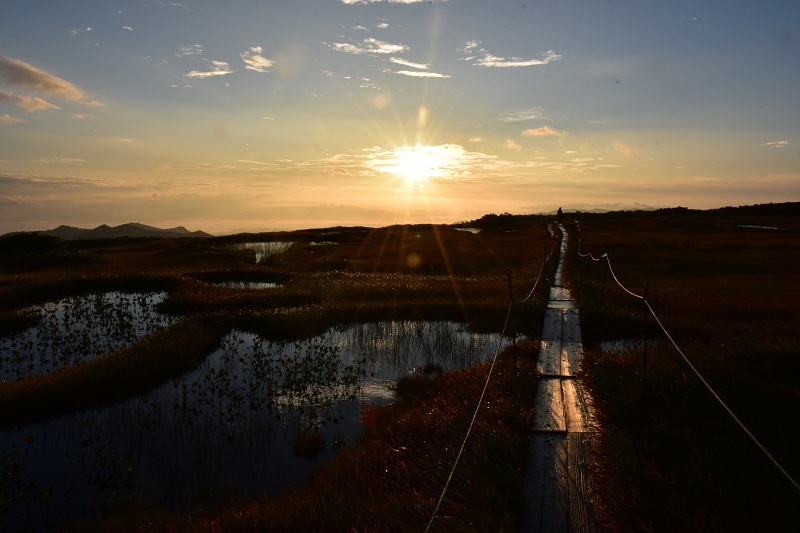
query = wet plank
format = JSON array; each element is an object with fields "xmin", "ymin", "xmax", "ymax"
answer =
[
  {"xmin": 521, "ymin": 433, "xmax": 568, "ymax": 533},
  {"xmin": 549, "ymin": 286, "xmax": 573, "ymax": 301},
  {"xmin": 533, "ymin": 378, "xmax": 566, "ymax": 432},
  {"xmin": 541, "ymin": 308, "xmax": 562, "ymax": 340},
  {"xmin": 562, "ymin": 379, "xmax": 591, "ymax": 433},
  {"xmin": 561, "ymin": 309, "xmax": 582, "ymax": 343},
  {"xmin": 537, "ymin": 339, "xmax": 562, "ymax": 376},
  {"xmin": 561, "ymin": 341, "xmax": 583, "ymax": 377},
  {"xmin": 568, "ymin": 433, "xmax": 597, "ymax": 533}
]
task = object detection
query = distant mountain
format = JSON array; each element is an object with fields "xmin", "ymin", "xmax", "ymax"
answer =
[{"xmin": 3, "ymin": 223, "xmax": 213, "ymax": 240}]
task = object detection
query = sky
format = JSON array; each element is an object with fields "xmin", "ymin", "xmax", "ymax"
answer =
[{"xmin": 1, "ymin": 0, "xmax": 798, "ymax": 234}]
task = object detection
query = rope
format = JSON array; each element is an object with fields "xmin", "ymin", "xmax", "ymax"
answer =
[
  {"xmin": 604, "ymin": 254, "xmax": 644, "ymax": 299},
  {"xmin": 519, "ymin": 229, "xmax": 558, "ymax": 303},
  {"xmin": 571, "ymin": 220, "xmax": 799, "ymax": 494},
  {"xmin": 424, "ymin": 302, "xmax": 514, "ymax": 531},
  {"xmin": 645, "ymin": 300, "xmax": 800, "ymax": 493},
  {"xmin": 518, "ymin": 261, "xmax": 546, "ymax": 303}
]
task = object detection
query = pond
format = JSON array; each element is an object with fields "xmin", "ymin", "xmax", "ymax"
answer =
[
  {"xmin": 0, "ymin": 320, "xmax": 508, "ymax": 530},
  {"xmin": 0, "ymin": 292, "xmax": 174, "ymax": 380}
]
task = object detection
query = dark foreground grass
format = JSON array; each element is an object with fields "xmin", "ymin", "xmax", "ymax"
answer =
[
  {"xmin": 79, "ymin": 341, "xmax": 541, "ymax": 532},
  {"xmin": 565, "ymin": 205, "xmax": 800, "ymax": 531}
]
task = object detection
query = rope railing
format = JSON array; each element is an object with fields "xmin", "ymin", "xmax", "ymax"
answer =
[
  {"xmin": 425, "ymin": 227, "xmax": 556, "ymax": 530},
  {"xmin": 645, "ymin": 299, "xmax": 800, "ymax": 493},
  {"xmin": 572, "ymin": 222, "xmax": 800, "ymax": 494}
]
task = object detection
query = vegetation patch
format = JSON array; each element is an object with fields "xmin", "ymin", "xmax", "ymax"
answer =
[{"xmin": 566, "ymin": 204, "xmax": 799, "ymax": 531}]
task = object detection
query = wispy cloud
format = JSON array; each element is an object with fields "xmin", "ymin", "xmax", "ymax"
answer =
[
  {"xmin": 69, "ymin": 27, "xmax": 92, "ymax": 37},
  {"xmin": 0, "ymin": 114, "xmax": 24, "ymax": 124},
  {"xmin": 522, "ymin": 125, "xmax": 567, "ymax": 138},
  {"xmin": 241, "ymin": 46, "xmax": 274, "ymax": 73},
  {"xmin": 0, "ymin": 56, "xmax": 86, "ymax": 101},
  {"xmin": 122, "ymin": 26, "xmax": 133, "ymax": 31},
  {"xmin": 0, "ymin": 90, "xmax": 60, "ymax": 111},
  {"xmin": 762, "ymin": 140, "xmax": 789, "ymax": 148},
  {"xmin": 505, "ymin": 139, "xmax": 523, "ymax": 151},
  {"xmin": 342, "ymin": 0, "xmax": 440, "ymax": 4},
  {"xmin": 329, "ymin": 38, "xmax": 409, "ymax": 55},
  {"xmin": 393, "ymin": 70, "xmax": 450, "ymax": 78},
  {"xmin": 497, "ymin": 107, "xmax": 545, "ymax": 122},
  {"xmin": 31, "ymin": 157, "xmax": 86, "ymax": 164},
  {"xmin": 612, "ymin": 140, "xmax": 638, "ymax": 160},
  {"xmin": 467, "ymin": 137, "xmax": 482, "ymax": 143},
  {"xmin": 175, "ymin": 44, "xmax": 204, "ymax": 58},
  {"xmin": 460, "ymin": 41, "xmax": 560, "ymax": 68},
  {"xmin": 389, "ymin": 57, "xmax": 429, "ymax": 70},
  {"xmin": 185, "ymin": 60, "xmax": 234, "ymax": 79}
]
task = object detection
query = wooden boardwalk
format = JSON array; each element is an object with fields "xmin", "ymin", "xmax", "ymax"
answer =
[{"xmin": 521, "ymin": 225, "xmax": 596, "ymax": 533}]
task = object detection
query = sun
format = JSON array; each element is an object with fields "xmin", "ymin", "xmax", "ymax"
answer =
[{"xmin": 386, "ymin": 144, "xmax": 446, "ymax": 184}]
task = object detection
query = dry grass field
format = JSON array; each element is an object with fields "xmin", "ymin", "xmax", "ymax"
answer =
[{"xmin": 566, "ymin": 203, "xmax": 800, "ymax": 531}]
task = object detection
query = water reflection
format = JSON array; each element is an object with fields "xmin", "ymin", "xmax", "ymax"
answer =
[
  {"xmin": 0, "ymin": 292, "xmax": 174, "ymax": 380},
  {"xmin": 0, "ymin": 321, "xmax": 506, "ymax": 530},
  {"xmin": 228, "ymin": 242, "xmax": 293, "ymax": 263}
]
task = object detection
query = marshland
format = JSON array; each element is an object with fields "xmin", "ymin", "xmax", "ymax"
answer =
[{"xmin": 0, "ymin": 203, "xmax": 798, "ymax": 531}]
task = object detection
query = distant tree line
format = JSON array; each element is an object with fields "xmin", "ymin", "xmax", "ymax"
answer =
[{"xmin": 458, "ymin": 213, "xmax": 548, "ymax": 231}]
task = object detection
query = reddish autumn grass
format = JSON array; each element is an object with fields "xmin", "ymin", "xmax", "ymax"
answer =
[{"xmin": 565, "ymin": 204, "xmax": 800, "ymax": 531}]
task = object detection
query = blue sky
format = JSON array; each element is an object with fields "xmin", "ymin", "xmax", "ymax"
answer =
[{"xmin": 1, "ymin": 0, "xmax": 798, "ymax": 234}]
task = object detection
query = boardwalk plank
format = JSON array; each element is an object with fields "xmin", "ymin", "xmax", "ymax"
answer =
[
  {"xmin": 562, "ymin": 309, "xmax": 582, "ymax": 343},
  {"xmin": 541, "ymin": 309, "xmax": 562, "ymax": 340},
  {"xmin": 561, "ymin": 341, "xmax": 583, "ymax": 377},
  {"xmin": 562, "ymin": 379, "xmax": 591, "ymax": 433},
  {"xmin": 537, "ymin": 339, "xmax": 563, "ymax": 376},
  {"xmin": 568, "ymin": 433, "xmax": 597, "ymax": 533},
  {"xmin": 521, "ymin": 433, "xmax": 569, "ymax": 533},
  {"xmin": 533, "ymin": 378, "xmax": 566, "ymax": 432}
]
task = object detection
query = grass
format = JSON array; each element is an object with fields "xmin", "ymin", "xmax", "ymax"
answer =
[
  {"xmin": 565, "ymin": 204, "xmax": 800, "ymax": 531},
  {"xmin": 6, "ymin": 204, "xmax": 796, "ymax": 530}
]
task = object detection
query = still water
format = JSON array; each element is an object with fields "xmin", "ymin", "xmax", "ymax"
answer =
[
  {"xmin": 0, "ymin": 319, "xmax": 507, "ymax": 530},
  {"xmin": 0, "ymin": 292, "xmax": 174, "ymax": 380}
]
